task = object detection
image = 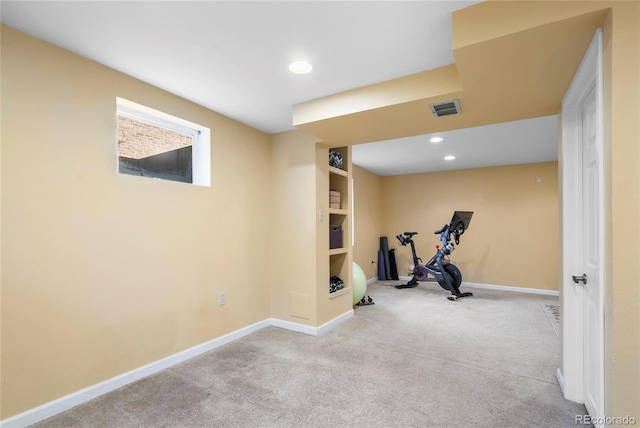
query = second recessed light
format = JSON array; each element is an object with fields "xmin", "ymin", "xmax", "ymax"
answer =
[
  {"xmin": 430, "ymin": 137, "xmax": 444, "ymax": 143},
  {"xmin": 444, "ymin": 155, "xmax": 456, "ymax": 161},
  {"xmin": 289, "ymin": 61, "xmax": 312, "ymax": 74}
]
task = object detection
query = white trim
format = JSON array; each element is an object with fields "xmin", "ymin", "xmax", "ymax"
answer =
[
  {"xmin": 367, "ymin": 277, "xmax": 377, "ymax": 285},
  {"xmin": 270, "ymin": 318, "xmax": 319, "ymax": 336},
  {"xmin": 117, "ymin": 106, "xmax": 200, "ymax": 138},
  {"xmin": 116, "ymin": 98, "xmax": 205, "ymax": 137},
  {"xmin": 317, "ymin": 310, "xmax": 355, "ymax": 335},
  {"xmin": 560, "ymin": 96, "xmax": 586, "ymax": 404},
  {"xmin": 270, "ymin": 310, "xmax": 354, "ymax": 337},
  {"xmin": 0, "ymin": 311, "xmax": 355, "ymax": 427},
  {"xmin": 0, "ymin": 319, "xmax": 271, "ymax": 428},
  {"xmin": 560, "ymin": 29, "xmax": 604, "ymax": 413},
  {"xmin": 557, "ymin": 368, "xmax": 565, "ymax": 395},
  {"xmin": 351, "ymin": 177, "xmax": 355, "ymax": 246},
  {"xmin": 396, "ymin": 277, "xmax": 559, "ymax": 296}
]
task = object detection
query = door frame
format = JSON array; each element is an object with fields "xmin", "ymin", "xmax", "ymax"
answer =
[{"xmin": 559, "ymin": 28, "xmax": 604, "ymax": 416}]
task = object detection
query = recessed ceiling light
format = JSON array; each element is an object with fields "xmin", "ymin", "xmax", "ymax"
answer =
[
  {"xmin": 444, "ymin": 155, "xmax": 456, "ymax": 161},
  {"xmin": 430, "ymin": 137, "xmax": 444, "ymax": 143},
  {"xmin": 289, "ymin": 61, "xmax": 312, "ymax": 74}
]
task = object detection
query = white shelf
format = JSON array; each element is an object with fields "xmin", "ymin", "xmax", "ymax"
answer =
[
  {"xmin": 329, "ymin": 248, "xmax": 348, "ymax": 256},
  {"xmin": 329, "ymin": 166, "xmax": 347, "ymax": 177},
  {"xmin": 325, "ymin": 147, "xmax": 351, "ymax": 305},
  {"xmin": 329, "ymin": 208, "xmax": 348, "ymax": 216},
  {"xmin": 329, "ymin": 287, "xmax": 351, "ymax": 299}
]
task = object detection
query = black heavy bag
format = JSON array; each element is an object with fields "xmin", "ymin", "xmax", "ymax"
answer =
[
  {"xmin": 389, "ymin": 248, "xmax": 399, "ymax": 280},
  {"xmin": 380, "ymin": 236, "xmax": 391, "ymax": 281},
  {"xmin": 377, "ymin": 250, "xmax": 386, "ymax": 281}
]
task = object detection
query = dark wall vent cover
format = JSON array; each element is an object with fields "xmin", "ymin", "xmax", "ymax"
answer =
[{"xmin": 430, "ymin": 99, "xmax": 462, "ymax": 118}]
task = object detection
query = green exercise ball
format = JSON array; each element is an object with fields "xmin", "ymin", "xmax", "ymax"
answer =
[{"xmin": 352, "ymin": 262, "xmax": 367, "ymax": 305}]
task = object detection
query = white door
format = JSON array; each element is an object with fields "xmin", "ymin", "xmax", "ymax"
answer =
[
  {"xmin": 580, "ymin": 86, "xmax": 603, "ymax": 419},
  {"xmin": 561, "ymin": 28, "xmax": 604, "ymax": 422}
]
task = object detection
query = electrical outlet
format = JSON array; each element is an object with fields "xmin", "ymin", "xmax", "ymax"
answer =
[{"xmin": 218, "ymin": 292, "xmax": 226, "ymax": 306}]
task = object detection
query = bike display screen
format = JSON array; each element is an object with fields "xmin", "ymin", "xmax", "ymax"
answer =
[{"xmin": 449, "ymin": 211, "xmax": 473, "ymax": 235}]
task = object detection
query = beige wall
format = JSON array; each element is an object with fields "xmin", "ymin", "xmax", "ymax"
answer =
[
  {"xmin": 600, "ymin": 3, "xmax": 640, "ymax": 419},
  {"xmin": 1, "ymin": 26, "xmax": 271, "ymax": 418},
  {"xmin": 352, "ymin": 165, "xmax": 383, "ymax": 280},
  {"xmin": 382, "ymin": 162, "xmax": 560, "ymax": 290},
  {"xmin": 269, "ymin": 130, "xmax": 318, "ymax": 325}
]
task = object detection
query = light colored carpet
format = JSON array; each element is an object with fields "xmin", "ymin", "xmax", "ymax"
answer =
[{"xmin": 33, "ymin": 282, "xmax": 588, "ymax": 428}]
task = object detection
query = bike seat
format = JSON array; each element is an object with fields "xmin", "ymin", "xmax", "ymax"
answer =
[
  {"xmin": 433, "ymin": 224, "xmax": 449, "ymax": 234},
  {"xmin": 403, "ymin": 231, "xmax": 418, "ymax": 237}
]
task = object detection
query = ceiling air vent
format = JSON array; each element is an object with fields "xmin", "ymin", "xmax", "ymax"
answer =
[{"xmin": 430, "ymin": 99, "xmax": 462, "ymax": 118}]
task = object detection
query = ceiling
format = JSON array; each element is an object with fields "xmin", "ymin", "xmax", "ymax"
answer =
[
  {"xmin": 1, "ymin": 1, "xmax": 604, "ymax": 175},
  {"xmin": 352, "ymin": 115, "xmax": 558, "ymax": 176}
]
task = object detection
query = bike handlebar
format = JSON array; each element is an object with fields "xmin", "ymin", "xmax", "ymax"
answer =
[{"xmin": 433, "ymin": 224, "xmax": 448, "ymax": 234}]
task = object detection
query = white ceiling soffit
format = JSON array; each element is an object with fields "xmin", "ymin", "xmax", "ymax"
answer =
[
  {"xmin": 0, "ymin": 0, "xmax": 480, "ymax": 134},
  {"xmin": 352, "ymin": 115, "xmax": 559, "ymax": 176}
]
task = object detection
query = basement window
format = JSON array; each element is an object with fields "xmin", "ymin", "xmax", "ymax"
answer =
[{"xmin": 116, "ymin": 97, "xmax": 210, "ymax": 186}]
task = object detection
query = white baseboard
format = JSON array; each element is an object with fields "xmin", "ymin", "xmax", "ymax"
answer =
[
  {"xmin": 395, "ymin": 277, "xmax": 559, "ymax": 296},
  {"xmin": 270, "ymin": 309, "xmax": 354, "ymax": 337},
  {"xmin": 316, "ymin": 309, "xmax": 354, "ymax": 335},
  {"xmin": 556, "ymin": 368, "xmax": 565, "ymax": 395},
  {"xmin": 1, "ymin": 311, "xmax": 355, "ymax": 428},
  {"xmin": 270, "ymin": 318, "xmax": 318, "ymax": 336},
  {"xmin": 367, "ymin": 277, "xmax": 377, "ymax": 285}
]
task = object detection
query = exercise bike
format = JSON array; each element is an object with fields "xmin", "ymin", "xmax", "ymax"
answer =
[{"xmin": 395, "ymin": 211, "xmax": 474, "ymax": 301}]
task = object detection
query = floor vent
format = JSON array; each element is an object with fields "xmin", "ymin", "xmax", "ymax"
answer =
[{"xmin": 430, "ymin": 99, "xmax": 462, "ymax": 118}]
